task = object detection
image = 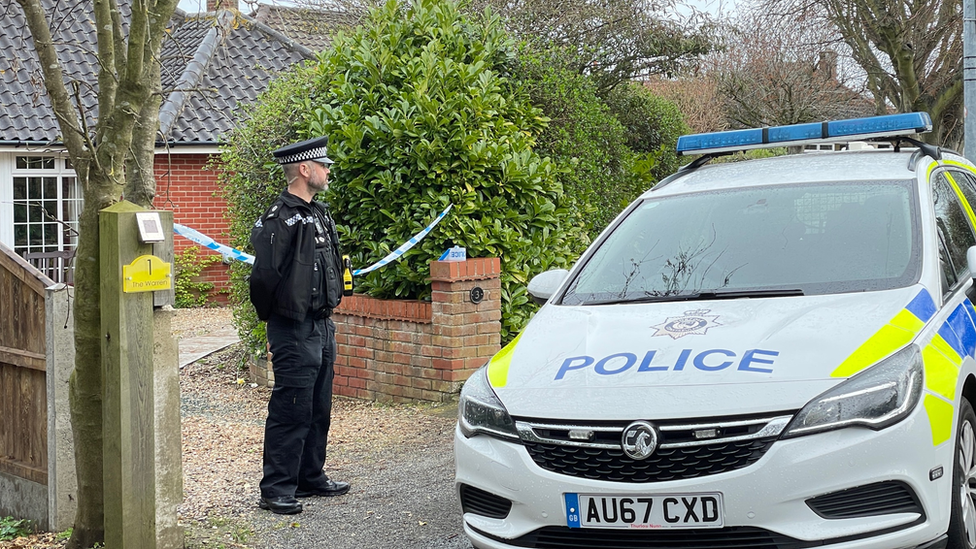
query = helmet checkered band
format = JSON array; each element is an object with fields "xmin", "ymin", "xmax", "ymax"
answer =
[{"xmin": 274, "ymin": 146, "xmax": 333, "ymax": 165}]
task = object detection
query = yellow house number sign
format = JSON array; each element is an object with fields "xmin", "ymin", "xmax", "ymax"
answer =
[{"xmin": 123, "ymin": 254, "xmax": 172, "ymax": 293}]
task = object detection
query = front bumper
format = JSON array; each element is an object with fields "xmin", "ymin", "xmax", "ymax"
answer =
[{"xmin": 454, "ymin": 409, "xmax": 954, "ymax": 549}]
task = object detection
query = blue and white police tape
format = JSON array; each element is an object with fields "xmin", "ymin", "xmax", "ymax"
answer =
[
  {"xmin": 173, "ymin": 223, "xmax": 255, "ymax": 264},
  {"xmin": 351, "ymin": 203, "xmax": 452, "ymax": 275},
  {"xmin": 172, "ymin": 203, "xmax": 452, "ymax": 276}
]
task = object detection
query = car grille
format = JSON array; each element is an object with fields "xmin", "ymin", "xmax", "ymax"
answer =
[
  {"xmin": 471, "ymin": 525, "xmax": 823, "ymax": 549},
  {"xmin": 516, "ymin": 413, "xmax": 792, "ymax": 483},
  {"xmin": 459, "ymin": 484, "xmax": 512, "ymax": 519},
  {"xmin": 806, "ymin": 481, "xmax": 924, "ymax": 519}
]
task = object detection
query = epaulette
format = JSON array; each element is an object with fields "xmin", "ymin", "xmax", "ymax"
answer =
[{"xmin": 264, "ymin": 199, "xmax": 286, "ymax": 220}]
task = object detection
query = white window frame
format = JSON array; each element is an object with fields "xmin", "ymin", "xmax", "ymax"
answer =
[{"xmin": 10, "ymin": 153, "xmax": 82, "ymax": 256}]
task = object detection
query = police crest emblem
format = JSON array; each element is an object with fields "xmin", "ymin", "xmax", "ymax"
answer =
[{"xmin": 651, "ymin": 309, "xmax": 722, "ymax": 339}]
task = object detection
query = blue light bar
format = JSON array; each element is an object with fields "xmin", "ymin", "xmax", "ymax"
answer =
[{"xmin": 676, "ymin": 112, "xmax": 933, "ymax": 156}]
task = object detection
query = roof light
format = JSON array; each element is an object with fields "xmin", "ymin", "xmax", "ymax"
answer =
[{"xmin": 676, "ymin": 112, "xmax": 932, "ymax": 156}]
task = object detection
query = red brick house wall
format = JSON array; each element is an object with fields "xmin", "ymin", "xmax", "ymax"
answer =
[{"xmin": 153, "ymin": 153, "xmax": 232, "ymax": 303}]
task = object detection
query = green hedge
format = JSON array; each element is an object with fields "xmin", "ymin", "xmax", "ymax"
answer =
[
  {"xmin": 604, "ymin": 81, "xmax": 690, "ymax": 183},
  {"xmin": 511, "ymin": 45, "xmax": 629, "ymax": 241},
  {"xmin": 221, "ymin": 0, "xmax": 586, "ymax": 347},
  {"xmin": 512, "ymin": 46, "xmax": 690, "ymax": 238}
]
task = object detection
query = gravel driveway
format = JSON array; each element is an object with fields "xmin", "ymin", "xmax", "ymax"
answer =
[{"xmin": 176, "ymin": 308, "xmax": 473, "ymax": 549}]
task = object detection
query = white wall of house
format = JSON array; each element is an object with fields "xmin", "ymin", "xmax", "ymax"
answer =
[{"xmin": 0, "ymin": 153, "xmax": 13, "ymax": 248}]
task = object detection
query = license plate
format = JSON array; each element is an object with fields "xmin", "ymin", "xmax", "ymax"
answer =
[{"xmin": 565, "ymin": 492, "xmax": 724, "ymax": 529}]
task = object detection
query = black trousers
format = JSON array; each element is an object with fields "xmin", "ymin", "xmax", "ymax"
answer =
[{"xmin": 260, "ymin": 313, "xmax": 336, "ymax": 498}]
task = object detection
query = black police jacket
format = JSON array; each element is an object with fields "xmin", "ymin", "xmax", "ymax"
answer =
[{"xmin": 249, "ymin": 190, "xmax": 343, "ymax": 321}]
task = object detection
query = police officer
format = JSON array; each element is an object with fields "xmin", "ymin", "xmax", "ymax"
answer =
[{"xmin": 249, "ymin": 136, "xmax": 349, "ymax": 515}]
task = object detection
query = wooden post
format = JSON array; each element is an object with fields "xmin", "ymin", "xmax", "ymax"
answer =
[{"xmin": 100, "ymin": 201, "xmax": 158, "ymax": 549}]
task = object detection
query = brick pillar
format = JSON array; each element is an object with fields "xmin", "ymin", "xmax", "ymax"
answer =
[{"xmin": 429, "ymin": 258, "xmax": 502, "ymax": 387}]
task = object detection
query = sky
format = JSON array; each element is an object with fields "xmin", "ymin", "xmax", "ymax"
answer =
[{"xmin": 682, "ymin": 0, "xmax": 738, "ymax": 17}]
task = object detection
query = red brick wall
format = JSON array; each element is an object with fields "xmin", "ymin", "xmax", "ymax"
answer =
[
  {"xmin": 153, "ymin": 153, "xmax": 232, "ymax": 303},
  {"xmin": 331, "ymin": 258, "xmax": 502, "ymax": 402},
  {"xmin": 244, "ymin": 257, "xmax": 501, "ymax": 402}
]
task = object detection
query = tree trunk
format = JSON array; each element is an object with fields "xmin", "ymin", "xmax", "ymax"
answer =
[
  {"xmin": 67, "ymin": 169, "xmax": 123, "ymax": 549},
  {"xmin": 13, "ymin": 0, "xmax": 179, "ymax": 545}
]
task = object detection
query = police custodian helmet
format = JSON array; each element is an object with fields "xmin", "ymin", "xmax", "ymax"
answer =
[{"xmin": 272, "ymin": 136, "xmax": 334, "ymax": 165}]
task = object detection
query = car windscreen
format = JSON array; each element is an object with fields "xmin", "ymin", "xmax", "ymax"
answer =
[{"xmin": 561, "ymin": 180, "xmax": 921, "ymax": 305}]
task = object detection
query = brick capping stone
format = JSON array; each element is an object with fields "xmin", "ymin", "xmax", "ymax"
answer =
[
  {"xmin": 429, "ymin": 257, "xmax": 500, "ymax": 282},
  {"xmin": 250, "ymin": 258, "xmax": 502, "ymax": 403},
  {"xmin": 335, "ymin": 294, "xmax": 432, "ymax": 323}
]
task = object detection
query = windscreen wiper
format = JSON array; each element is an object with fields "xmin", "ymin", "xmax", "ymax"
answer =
[
  {"xmin": 694, "ymin": 288, "xmax": 805, "ymax": 300},
  {"xmin": 584, "ymin": 288, "xmax": 804, "ymax": 306}
]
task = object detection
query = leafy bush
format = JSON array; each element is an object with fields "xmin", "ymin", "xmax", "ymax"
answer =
[
  {"xmin": 222, "ymin": 0, "xmax": 586, "ymax": 344},
  {"xmin": 603, "ymin": 82, "xmax": 690, "ymax": 183},
  {"xmin": 0, "ymin": 516, "xmax": 34, "ymax": 541},
  {"xmin": 173, "ymin": 246, "xmax": 222, "ymax": 308},
  {"xmin": 511, "ymin": 47, "xmax": 691, "ymax": 238},
  {"xmin": 511, "ymin": 44, "xmax": 632, "ymax": 241}
]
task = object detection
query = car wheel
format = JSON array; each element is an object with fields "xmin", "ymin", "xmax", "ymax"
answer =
[{"xmin": 949, "ymin": 398, "xmax": 976, "ymax": 549}]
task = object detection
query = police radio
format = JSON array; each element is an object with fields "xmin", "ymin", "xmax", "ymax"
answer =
[{"xmin": 342, "ymin": 255, "xmax": 354, "ymax": 296}]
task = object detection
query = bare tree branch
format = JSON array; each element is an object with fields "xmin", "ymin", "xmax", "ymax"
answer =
[{"xmin": 747, "ymin": 0, "xmax": 962, "ymax": 147}]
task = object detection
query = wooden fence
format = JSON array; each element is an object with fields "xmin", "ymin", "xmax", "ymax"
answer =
[
  {"xmin": 0, "ymin": 237, "xmax": 177, "ymax": 535},
  {"xmin": 0, "ymin": 245, "xmax": 50, "ymax": 487}
]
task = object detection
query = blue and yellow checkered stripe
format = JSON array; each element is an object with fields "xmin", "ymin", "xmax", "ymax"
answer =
[{"xmin": 833, "ymin": 288, "xmax": 975, "ymax": 446}]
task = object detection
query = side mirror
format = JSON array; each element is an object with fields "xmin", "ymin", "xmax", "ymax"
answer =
[
  {"xmin": 527, "ymin": 269, "xmax": 569, "ymax": 306},
  {"xmin": 968, "ymin": 246, "xmax": 976, "ymax": 278}
]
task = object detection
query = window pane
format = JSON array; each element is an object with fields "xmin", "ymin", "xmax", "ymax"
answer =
[
  {"xmin": 43, "ymin": 223, "xmax": 59, "ymax": 246},
  {"xmin": 932, "ymin": 173, "xmax": 976, "ymax": 282},
  {"xmin": 63, "ymin": 200, "xmax": 81, "ymax": 225},
  {"xmin": 44, "ymin": 177, "xmax": 57, "ymax": 199},
  {"xmin": 12, "ymin": 159, "xmax": 81, "ymax": 257},
  {"xmin": 562, "ymin": 180, "xmax": 920, "ymax": 304},
  {"xmin": 62, "ymin": 177, "xmax": 78, "ymax": 200},
  {"xmin": 14, "ymin": 225, "xmax": 27, "ymax": 247},
  {"xmin": 65, "ymin": 224, "xmax": 78, "ymax": 247},
  {"xmin": 939, "ymin": 238, "xmax": 957, "ymax": 292},
  {"xmin": 952, "ymin": 171, "xmax": 976, "ymax": 211},
  {"xmin": 28, "ymin": 177, "xmax": 43, "ymax": 199},
  {"xmin": 15, "ymin": 156, "xmax": 55, "ymax": 170},
  {"xmin": 29, "ymin": 224, "xmax": 43, "ymax": 246}
]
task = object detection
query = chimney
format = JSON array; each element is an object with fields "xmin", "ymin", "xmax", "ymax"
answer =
[
  {"xmin": 816, "ymin": 50, "xmax": 838, "ymax": 81},
  {"xmin": 207, "ymin": 0, "xmax": 238, "ymax": 11}
]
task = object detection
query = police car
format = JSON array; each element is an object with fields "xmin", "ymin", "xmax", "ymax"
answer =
[{"xmin": 455, "ymin": 113, "xmax": 976, "ymax": 549}]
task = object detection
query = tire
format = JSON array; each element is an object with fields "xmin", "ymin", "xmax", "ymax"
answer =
[{"xmin": 949, "ymin": 398, "xmax": 976, "ymax": 549}]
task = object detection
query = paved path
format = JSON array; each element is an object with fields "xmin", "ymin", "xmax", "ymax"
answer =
[{"xmin": 178, "ymin": 326, "xmax": 240, "ymax": 368}]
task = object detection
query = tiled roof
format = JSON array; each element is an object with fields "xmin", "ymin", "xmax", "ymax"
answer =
[
  {"xmin": 158, "ymin": 10, "xmax": 315, "ymax": 144},
  {"xmin": 0, "ymin": 0, "xmax": 106, "ymax": 145},
  {"xmin": 0, "ymin": 1, "xmax": 321, "ymax": 147}
]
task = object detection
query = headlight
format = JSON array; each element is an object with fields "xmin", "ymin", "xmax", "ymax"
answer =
[
  {"xmin": 458, "ymin": 366, "xmax": 519, "ymax": 441},
  {"xmin": 783, "ymin": 344, "xmax": 923, "ymax": 438}
]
